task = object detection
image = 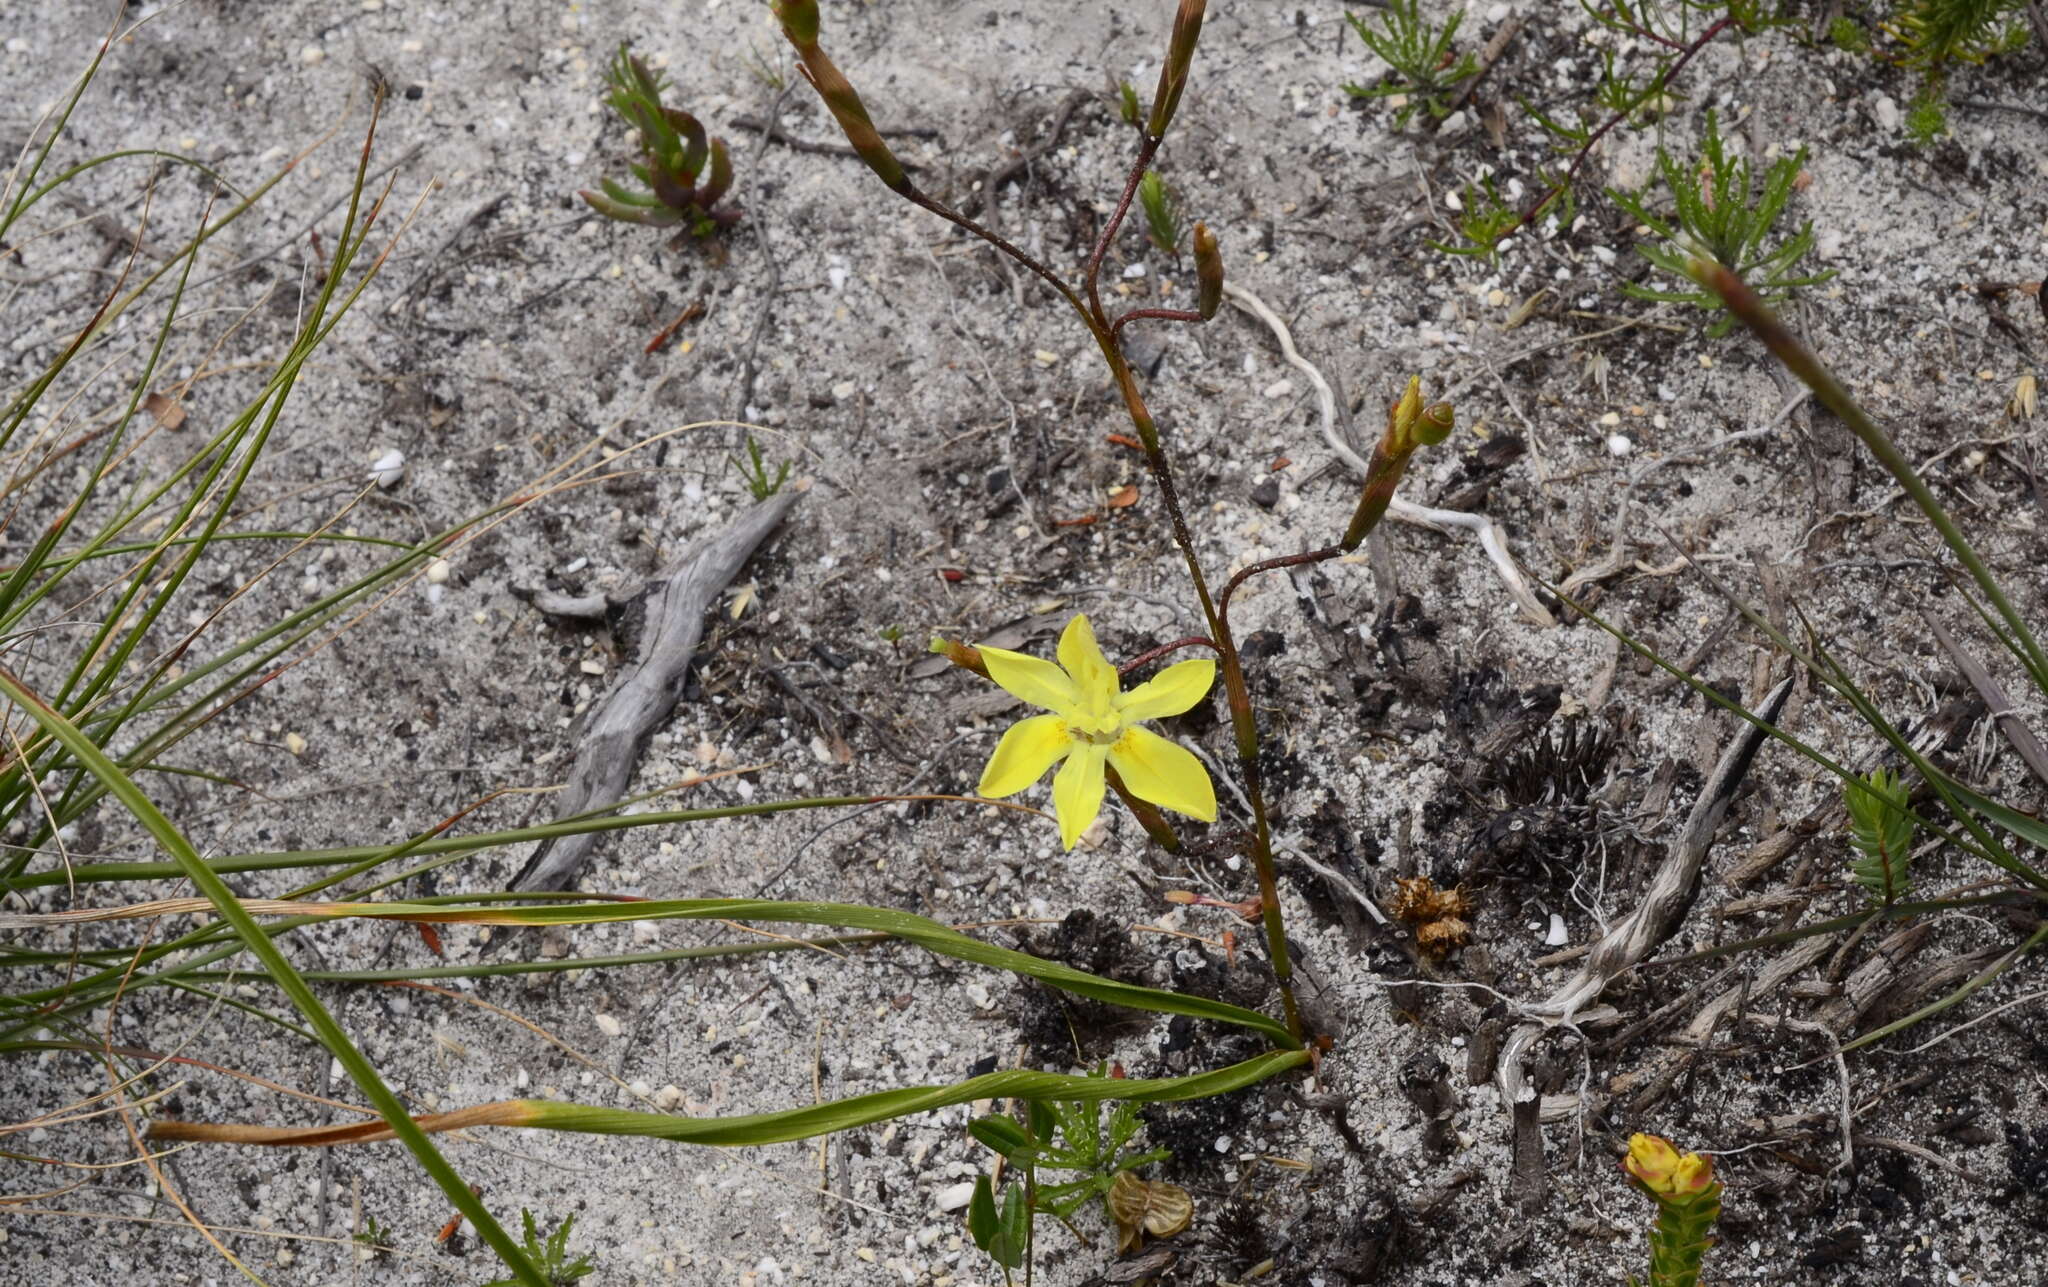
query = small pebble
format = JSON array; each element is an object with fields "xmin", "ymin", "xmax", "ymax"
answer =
[
  {"xmin": 1545, "ymin": 913, "xmax": 1568, "ymax": 947},
  {"xmin": 367, "ymin": 449, "xmax": 405, "ymax": 488},
  {"xmin": 300, "ymin": 44, "xmax": 326, "ymax": 66},
  {"xmin": 1605, "ymin": 433, "xmax": 1634, "ymax": 457},
  {"xmin": 425, "ymin": 558, "xmax": 451, "ymax": 584},
  {"xmin": 1261, "ymin": 378, "xmax": 1295, "ymax": 400},
  {"xmin": 594, "ymin": 1013, "xmax": 622, "ymax": 1038},
  {"xmin": 283, "ymin": 732, "xmax": 308, "ymax": 757},
  {"xmin": 934, "ymin": 1182, "xmax": 976, "ymax": 1212}
]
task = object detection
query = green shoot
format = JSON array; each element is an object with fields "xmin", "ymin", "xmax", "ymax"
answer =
[
  {"xmin": 1118, "ymin": 80, "xmax": 1143, "ymax": 128},
  {"xmin": 967, "ymin": 1175, "xmax": 1031, "ymax": 1279},
  {"xmin": 1905, "ymin": 92, "xmax": 1949, "ymax": 145},
  {"xmin": 1430, "ymin": 175, "xmax": 1568, "ymax": 260},
  {"xmin": 1137, "ymin": 169, "xmax": 1183, "ymax": 256},
  {"xmin": 1847, "ymin": 768, "xmax": 1917, "ymax": 904},
  {"xmin": 581, "ymin": 43, "xmax": 741, "ymax": 236},
  {"xmin": 1343, "ymin": 0, "xmax": 1478, "ymax": 127},
  {"xmin": 729, "ymin": 435, "xmax": 792, "ymax": 500},
  {"xmin": 1828, "ymin": 14, "xmax": 1872, "ymax": 52},
  {"xmin": 1608, "ymin": 109, "xmax": 1833, "ymax": 336},
  {"xmin": 1889, "ymin": 0, "xmax": 2032, "ymax": 69},
  {"xmin": 484, "ymin": 1211, "xmax": 595, "ymax": 1287}
]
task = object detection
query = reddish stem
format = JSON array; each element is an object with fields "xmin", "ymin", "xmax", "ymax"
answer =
[
  {"xmin": 1503, "ymin": 15, "xmax": 1733, "ymax": 242},
  {"xmin": 1119, "ymin": 635, "xmax": 1221, "ymax": 677},
  {"xmin": 1110, "ymin": 306, "xmax": 1205, "ymax": 342}
]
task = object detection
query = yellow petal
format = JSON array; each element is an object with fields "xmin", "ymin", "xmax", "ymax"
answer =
[
  {"xmin": 1115, "ymin": 657, "xmax": 1215, "ymax": 721},
  {"xmin": 1108, "ymin": 726, "xmax": 1216, "ymax": 822},
  {"xmin": 978, "ymin": 715, "xmax": 1071, "ymax": 798},
  {"xmin": 1056, "ymin": 614, "xmax": 1118, "ymax": 717},
  {"xmin": 978, "ymin": 644, "xmax": 1079, "ymax": 713},
  {"xmin": 1052, "ymin": 740, "xmax": 1110, "ymax": 850}
]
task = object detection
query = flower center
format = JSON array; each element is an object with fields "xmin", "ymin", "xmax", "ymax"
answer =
[{"xmin": 1064, "ymin": 713, "xmax": 1123, "ymax": 744}]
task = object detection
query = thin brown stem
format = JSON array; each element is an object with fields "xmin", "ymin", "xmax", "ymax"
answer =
[
  {"xmin": 1218, "ymin": 546, "xmax": 1344, "ymax": 640},
  {"xmin": 1109, "ymin": 307, "xmax": 1205, "ymax": 343},
  {"xmin": 1118, "ymin": 635, "xmax": 1219, "ymax": 677},
  {"xmin": 902, "ymin": 186, "xmax": 1086, "ymax": 318},
  {"xmin": 1083, "ymin": 136, "xmax": 1162, "ymax": 324},
  {"xmin": 1503, "ymin": 15, "xmax": 1733, "ymax": 243}
]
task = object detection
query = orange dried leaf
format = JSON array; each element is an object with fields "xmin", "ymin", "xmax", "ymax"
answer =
[
  {"xmin": 144, "ymin": 391, "xmax": 186, "ymax": 431},
  {"xmin": 1107, "ymin": 484, "xmax": 1140, "ymax": 509}
]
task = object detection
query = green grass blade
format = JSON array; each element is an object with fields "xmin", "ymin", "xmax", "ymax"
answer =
[{"xmin": 0, "ymin": 665, "xmax": 549, "ymax": 1287}]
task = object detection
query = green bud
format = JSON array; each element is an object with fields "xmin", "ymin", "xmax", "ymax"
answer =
[
  {"xmin": 1416, "ymin": 401, "xmax": 1454, "ymax": 445},
  {"xmin": 1145, "ymin": 0, "xmax": 1207, "ymax": 138},
  {"xmin": 790, "ymin": 44, "xmax": 910, "ymax": 193},
  {"xmin": 771, "ymin": 0, "xmax": 820, "ymax": 47},
  {"xmin": 1192, "ymin": 222, "xmax": 1222, "ymax": 320},
  {"xmin": 1388, "ymin": 375, "xmax": 1424, "ymax": 444}
]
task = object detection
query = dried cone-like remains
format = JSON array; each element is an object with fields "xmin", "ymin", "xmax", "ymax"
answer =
[{"xmin": 1107, "ymin": 1171, "xmax": 1194, "ymax": 1253}]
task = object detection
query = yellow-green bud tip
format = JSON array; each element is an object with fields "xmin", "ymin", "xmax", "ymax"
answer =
[
  {"xmin": 1416, "ymin": 401, "xmax": 1454, "ymax": 445},
  {"xmin": 1193, "ymin": 222, "xmax": 1222, "ymax": 321},
  {"xmin": 772, "ymin": 0, "xmax": 820, "ymax": 45}
]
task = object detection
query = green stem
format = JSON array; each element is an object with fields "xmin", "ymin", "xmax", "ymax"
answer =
[
  {"xmin": 0, "ymin": 665, "xmax": 547, "ymax": 1287},
  {"xmin": 1703, "ymin": 262, "xmax": 2048, "ymax": 691}
]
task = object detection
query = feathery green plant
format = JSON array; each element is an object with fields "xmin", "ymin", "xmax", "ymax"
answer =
[
  {"xmin": 483, "ymin": 1211, "xmax": 595, "ymax": 1287},
  {"xmin": 1343, "ymin": 0, "xmax": 1478, "ymax": 127},
  {"xmin": 1137, "ymin": 169, "xmax": 1184, "ymax": 256},
  {"xmin": 1608, "ymin": 109, "xmax": 1834, "ymax": 335},
  {"xmin": 1846, "ymin": 768, "xmax": 1917, "ymax": 904},
  {"xmin": 580, "ymin": 42, "xmax": 741, "ymax": 235}
]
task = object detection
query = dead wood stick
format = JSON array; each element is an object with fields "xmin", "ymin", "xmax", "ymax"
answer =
[
  {"xmin": 1921, "ymin": 608, "xmax": 2048, "ymax": 789},
  {"xmin": 1496, "ymin": 678, "xmax": 1793, "ymax": 1114},
  {"xmin": 1447, "ymin": 14, "xmax": 1528, "ymax": 115},
  {"xmin": 511, "ymin": 490, "xmax": 803, "ymax": 891}
]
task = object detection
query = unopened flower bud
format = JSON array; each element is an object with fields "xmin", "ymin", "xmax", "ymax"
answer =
[
  {"xmin": 1146, "ymin": 0, "xmax": 1207, "ymax": 138},
  {"xmin": 773, "ymin": 1, "xmax": 910, "ymax": 193},
  {"xmin": 1193, "ymin": 222, "xmax": 1222, "ymax": 320},
  {"xmin": 1416, "ymin": 401, "xmax": 1454, "ymax": 445},
  {"xmin": 1625, "ymin": 1133, "xmax": 1717, "ymax": 1200},
  {"xmin": 771, "ymin": 0, "xmax": 820, "ymax": 46}
]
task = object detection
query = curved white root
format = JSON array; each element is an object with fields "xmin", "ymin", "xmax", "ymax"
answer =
[{"xmin": 1222, "ymin": 282, "xmax": 1556, "ymax": 627}]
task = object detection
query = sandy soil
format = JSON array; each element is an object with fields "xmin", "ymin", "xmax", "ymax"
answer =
[{"xmin": 4, "ymin": 1, "xmax": 2048, "ymax": 1284}]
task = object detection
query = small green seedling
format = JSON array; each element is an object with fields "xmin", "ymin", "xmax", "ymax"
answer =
[
  {"xmin": 1608, "ymin": 109, "xmax": 1833, "ymax": 336},
  {"xmin": 1137, "ymin": 170, "xmax": 1183, "ymax": 256},
  {"xmin": 961, "ymin": 1068, "xmax": 1185, "ymax": 1279},
  {"xmin": 728, "ymin": 435, "xmax": 792, "ymax": 501},
  {"xmin": 483, "ymin": 1211, "xmax": 594, "ymax": 1287},
  {"xmin": 1847, "ymin": 767, "xmax": 1917, "ymax": 905},
  {"xmin": 1343, "ymin": 0, "xmax": 1477, "ymax": 127},
  {"xmin": 1431, "ymin": 175, "xmax": 1571, "ymax": 260},
  {"xmin": 1118, "ymin": 81, "xmax": 1143, "ymax": 129},
  {"xmin": 1889, "ymin": 0, "xmax": 2032, "ymax": 70},
  {"xmin": 580, "ymin": 43, "xmax": 741, "ymax": 236}
]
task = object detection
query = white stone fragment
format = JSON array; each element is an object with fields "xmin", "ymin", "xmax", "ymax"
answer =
[
  {"xmin": 367, "ymin": 449, "xmax": 405, "ymax": 488},
  {"xmin": 594, "ymin": 1013, "xmax": 623, "ymax": 1038},
  {"xmin": 1545, "ymin": 914, "xmax": 1568, "ymax": 947},
  {"xmin": 934, "ymin": 1182, "xmax": 976, "ymax": 1212}
]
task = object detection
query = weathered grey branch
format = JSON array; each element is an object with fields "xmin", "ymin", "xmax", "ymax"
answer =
[{"xmin": 511, "ymin": 490, "xmax": 803, "ymax": 891}]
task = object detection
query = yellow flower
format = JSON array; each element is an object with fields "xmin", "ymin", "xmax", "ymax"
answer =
[
  {"xmin": 1624, "ymin": 1133, "xmax": 1716, "ymax": 1198},
  {"xmin": 975, "ymin": 614, "xmax": 1217, "ymax": 849}
]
